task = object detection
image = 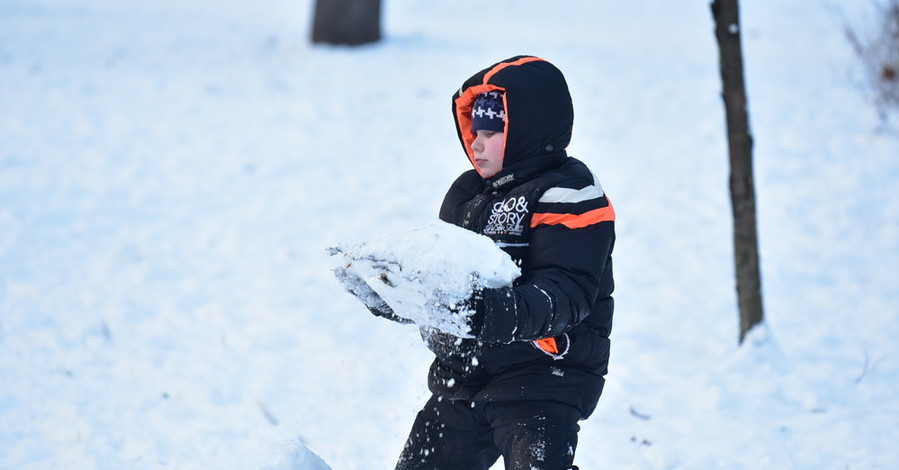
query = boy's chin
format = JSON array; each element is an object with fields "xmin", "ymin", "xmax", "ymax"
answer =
[{"xmin": 478, "ymin": 167, "xmax": 499, "ymax": 179}]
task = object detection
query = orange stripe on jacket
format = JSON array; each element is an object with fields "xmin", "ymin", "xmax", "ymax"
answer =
[{"xmin": 530, "ymin": 203, "xmax": 616, "ymax": 229}]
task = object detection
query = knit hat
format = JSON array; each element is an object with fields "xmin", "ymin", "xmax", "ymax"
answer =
[{"xmin": 471, "ymin": 91, "xmax": 506, "ymax": 133}]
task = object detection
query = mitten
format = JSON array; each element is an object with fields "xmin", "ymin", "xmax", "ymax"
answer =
[
  {"xmin": 470, "ymin": 286, "xmax": 518, "ymax": 343},
  {"xmin": 334, "ymin": 268, "xmax": 413, "ymax": 324},
  {"xmin": 461, "ymin": 289, "xmax": 487, "ymax": 336}
]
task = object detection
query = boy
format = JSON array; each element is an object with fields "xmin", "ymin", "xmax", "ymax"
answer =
[{"xmin": 394, "ymin": 56, "xmax": 616, "ymax": 470}]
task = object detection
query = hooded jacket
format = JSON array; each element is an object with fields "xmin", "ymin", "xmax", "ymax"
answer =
[{"xmin": 426, "ymin": 56, "xmax": 616, "ymax": 418}]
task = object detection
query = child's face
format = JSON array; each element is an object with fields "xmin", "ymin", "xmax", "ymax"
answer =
[{"xmin": 471, "ymin": 130, "xmax": 505, "ymax": 178}]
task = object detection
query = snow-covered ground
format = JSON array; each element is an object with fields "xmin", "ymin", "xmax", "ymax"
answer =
[{"xmin": 2, "ymin": 0, "xmax": 897, "ymax": 469}]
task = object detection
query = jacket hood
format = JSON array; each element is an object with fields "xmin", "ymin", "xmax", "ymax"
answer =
[{"xmin": 452, "ymin": 56, "xmax": 574, "ymax": 180}]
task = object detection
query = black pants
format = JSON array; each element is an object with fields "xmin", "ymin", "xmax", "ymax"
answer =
[{"xmin": 395, "ymin": 394, "xmax": 582, "ymax": 470}]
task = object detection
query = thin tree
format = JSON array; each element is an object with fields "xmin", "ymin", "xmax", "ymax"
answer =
[
  {"xmin": 710, "ymin": 0, "xmax": 765, "ymax": 344},
  {"xmin": 311, "ymin": 0, "xmax": 382, "ymax": 46}
]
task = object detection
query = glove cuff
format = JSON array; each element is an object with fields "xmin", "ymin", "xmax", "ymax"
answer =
[{"xmin": 472, "ymin": 286, "xmax": 517, "ymax": 343}]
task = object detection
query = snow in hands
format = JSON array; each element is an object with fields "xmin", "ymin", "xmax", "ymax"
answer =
[{"xmin": 330, "ymin": 220, "xmax": 521, "ymax": 337}]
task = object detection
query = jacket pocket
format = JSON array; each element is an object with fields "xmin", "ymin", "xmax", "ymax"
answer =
[{"xmin": 531, "ymin": 333, "xmax": 570, "ymax": 360}]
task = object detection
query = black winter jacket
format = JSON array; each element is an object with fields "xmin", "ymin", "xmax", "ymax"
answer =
[{"xmin": 425, "ymin": 56, "xmax": 616, "ymax": 418}]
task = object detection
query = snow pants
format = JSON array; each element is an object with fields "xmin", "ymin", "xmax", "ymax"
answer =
[{"xmin": 395, "ymin": 394, "xmax": 582, "ymax": 470}]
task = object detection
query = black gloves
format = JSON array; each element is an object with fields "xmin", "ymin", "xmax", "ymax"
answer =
[
  {"xmin": 471, "ymin": 286, "xmax": 519, "ymax": 344},
  {"xmin": 333, "ymin": 268, "xmax": 413, "ymax": 324},
  {"xmin": 461, "ymin": 289, "xmax": 486, "ymax": 337}
]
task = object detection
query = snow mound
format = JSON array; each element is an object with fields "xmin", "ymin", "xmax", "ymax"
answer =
[
  {"xmin": 212, "ymin": 438, "xmax": 331, "ymax": 470},
  {"xmin": 330, "ymin": 220, "xmax": 521, "ymax": 336}
]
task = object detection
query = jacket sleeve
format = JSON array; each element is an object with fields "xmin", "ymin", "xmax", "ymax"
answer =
[{"xmin": 476, "ymin": 175, "xmax": 616, "ymax": 343}]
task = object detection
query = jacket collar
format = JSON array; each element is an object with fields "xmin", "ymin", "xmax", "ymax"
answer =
[{"xmin": 484, "ymin": 150, "xmax": 569, "ymax": 191}]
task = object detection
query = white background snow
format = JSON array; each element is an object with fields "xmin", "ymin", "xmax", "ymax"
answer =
[{"xmin": 2, "ymin": 0, "xmax": 898, "ymax": 469}]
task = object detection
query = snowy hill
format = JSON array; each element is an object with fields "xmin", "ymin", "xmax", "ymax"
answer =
[{"xmin": 1, "ymin": 0, "xmax": 897, "ymax": 469}]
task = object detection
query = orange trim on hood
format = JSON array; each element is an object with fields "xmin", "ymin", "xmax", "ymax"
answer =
[
  {"xmin": 455, "ymin": 57, "xmax": 547, "ymax": 177},
  {"xmin": 455, "ymin": 84, "xmax": 505, "ymax": 176},
  {"xmin": 483, "ymin": 56, "xmax": 546, "ymax": 84}
]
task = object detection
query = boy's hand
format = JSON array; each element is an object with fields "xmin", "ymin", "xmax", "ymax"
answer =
[
  {"xmin": 469, "ymin": 286, "xmax": 519, "ymax": 344},
  {"xmin": 422, "ymin": 288, "xmax": 486, "ymax": 338},
  {"xmin": 457, "ymin": 289, "xmax": 486, "ymax": 337},
  {"xmin": 333, "ymin": 267, "xmax": 413, "ymax": 324}
]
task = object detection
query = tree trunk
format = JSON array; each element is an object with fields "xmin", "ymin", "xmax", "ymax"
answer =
[
  {"xmin": 710, "ymin": 0, "xmax": 765, "ymax": 344},
  {"xmin": 311, "ymin": 0, "xmax": 382, "ymax": 46}
]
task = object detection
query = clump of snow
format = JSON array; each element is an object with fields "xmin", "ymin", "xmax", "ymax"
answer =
[
  {"xmin": 729, "ymin": 322, "xmax": 789, "ymax": 373},
  {"xmin": 208, "ymin": 438, "xmax": 331, "ymax": 470},
  {"xmin": 330, "ymin": 220, "xmax": 521, "ymax": 337}
]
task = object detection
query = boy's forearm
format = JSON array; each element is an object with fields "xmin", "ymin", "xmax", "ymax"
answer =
[{"xmin": 475, "ymin": 279, "xmax": 592, "ymax": 343}]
